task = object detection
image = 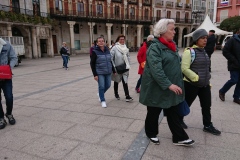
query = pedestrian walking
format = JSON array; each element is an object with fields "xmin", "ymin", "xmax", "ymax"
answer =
[
  {"xmin": 139, "ymin": 19, "xmax": 194, "ymax": 146},
  {"xmin": 204, "ymin": 30, "xmax": 216, "ymax": 72},
  {"xmin": 90, "ymin": 37, "xmax": 115, "ymax": 108},
  {"xmin": 60, "ymin": 42, "xmax": 70, "ymax": 70},
  {"xmin": 181, "ymin": 29, "xmax": 221, "ymax": 135},
  {"xmin": 0, "ymin": 38, "xmax": 18, "ymax": 129},
  {"xmin": 111, "ymin": 34, "xmax": 133, "ymax": 102},
  {"xmin": 135, "ymin": 35, "xmax": 154, "ymax": 93},
  {"xmin": 219, "ymin": 32, "xmax": 240, "ymax": 105}
]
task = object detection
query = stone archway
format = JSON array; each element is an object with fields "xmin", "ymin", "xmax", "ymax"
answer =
[
  {"xmin": 174, "ymin": 27, "xmax": 179, "ymax": 46},
  {"xmin": 182, "ymin": 28, "xmax": 188, "ymax": 48},
  {"xmin": 12, "ymin": 26, "xmax": 32, "ymax": 58}
]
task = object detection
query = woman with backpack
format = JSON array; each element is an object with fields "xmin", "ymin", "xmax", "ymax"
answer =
[{"xmin": 181, "ymin": 29, "xmax": 221, "ymax": 136}]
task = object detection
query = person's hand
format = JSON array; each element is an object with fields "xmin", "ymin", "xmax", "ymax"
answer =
[
  {"xmin": 94, "ymin": 76, "xmax": 98, "ymax": 81},
  {"xmin": 168, "ymin": 84, "xmax": 182, "ymax": 95}
]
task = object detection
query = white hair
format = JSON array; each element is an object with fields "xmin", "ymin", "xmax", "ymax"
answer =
[
  {"xmin": 147, "ymin": 35, "xmax": 154, "ymax": 41},
  {"xmin": 153, "ymin": 19, "xmax": 175, "ymax": 37}
]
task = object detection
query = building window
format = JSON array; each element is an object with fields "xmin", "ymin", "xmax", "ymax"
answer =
[
  {"xmin": 32, "ymin": 0, "xmax": 40, "ymax": 16},
  {"xmin": 115, "ymin": 6, "xmax": 120, "ymax": 17},
  {"xmin": 12, "ymin": 0, "xmax": 20, "ymax": 13},
  {"xmin": 75, "ymin": 40, "xmax": 81, "ymax": 50},
  {"xmin": 77, "ymin": 2, "xmax": 84, "ymax": 15},
  {"xmin": 176, "ymin": 11, "xmax": 180, "ymax": 22},
  {"xmin": 55, "ymin": 0, "xmax": 63, "ymax": 11},
  {"xmin": 166, "ymin": 11, "xmax": 171, "ymax": 18},
  {"xmin": 156, "ymin": 10, "xmax": 161, "ymax": 21},
  {"xmin": 74, "ymin": 24, "xmax": 79, "ymax": 34},
  {"xmin": 130, "ymin": 7, "xmax": 135, "ymax": 18},
  {"xmin": 144, "ymin": 9, "xmax": 149, "ymax": 20},
  {"xmin": 185, "ymin": 12, "xmax": 189, "ymax": 23},
  {"xmin": 97, "ymin": 4, "xmax": 103, "ymax": 16}
]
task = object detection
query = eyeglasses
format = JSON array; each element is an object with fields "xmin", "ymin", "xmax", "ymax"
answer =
[{"xmin": 119, "ymin": 39, "xmax": 125, "ymax": 40}]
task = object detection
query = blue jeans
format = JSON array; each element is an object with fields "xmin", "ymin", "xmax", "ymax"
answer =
[
  {"xmin": 62, "ymin": 55, "xmax": 68, "ymax": 68},
  {"xmin": 98, "ymin": 74, "xmax": 111, "ymax": 102},
  {"xmin": 0, "ymin": 80, "xmax": 13, "ymax": 118},
  {"xmin": 219, "ymin": 71, "xmax": 240, "ymax": 99}
]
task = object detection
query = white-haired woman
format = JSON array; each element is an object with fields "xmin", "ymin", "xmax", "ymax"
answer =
[{"xmin": 139, "ymin": 19, "xmax": 194, "ymax": 146}]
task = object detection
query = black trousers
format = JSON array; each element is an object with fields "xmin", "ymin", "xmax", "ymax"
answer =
[
  {"xmin": 207, "ymin": 52, "xmax": 213, "ymax": 71},
  {"xmin": 180, "ymin": 81, "xmax": 212, "ymax": 127},
  {"xmin": 145, "ymin": 105, "xmax": 189, "ymax": 143},
  {"xmin": 114, "ymin": 77, "xmax": 129, "ymax": 96}
]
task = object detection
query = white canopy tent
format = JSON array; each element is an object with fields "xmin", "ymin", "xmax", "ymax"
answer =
[{"xmin": 184, "ymin": 15, "xmax": 233, "ymax": 38}]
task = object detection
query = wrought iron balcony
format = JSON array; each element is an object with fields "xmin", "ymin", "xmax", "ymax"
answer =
[
  {"xmin": 185, "ymin": 3, "xmax": 192, "ymax": 9},
  {"xmin": 175, "ymin": 2, "xmax": 183, "ymax": 8},
  {"xmin": 166, "ymin": 1, "xmax": 174, "ymax": 8},
  {"xmin": 0, "ymin": 4, "xmax": 48, "ymax": 17},
  {"xmin": 128, "ymin": 0, "xmax": 138, "ymax": 4},
  {"xmin": 112, "ymin": 0, "xmax": 122, "ymax": 2},
  {"xmin": 143, "ymin": 0, "xmax": 151, "ymax": 6},
  {"xmin": 155, "ymin": 1, "xmax": 164, "ymax": 7}
]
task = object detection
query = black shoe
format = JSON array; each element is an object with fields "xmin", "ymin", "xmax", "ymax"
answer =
[
  {"xmin": 180, "ymin": 121, "xmax": 188, "ymax": 129},
  {"xmin": 5, "ymin": 114, "xmax": 16, "ymax": 125},
  {"xmin": 173, "ymin": 139, "xmax": 195, "ymax": 146},
  {"xmin": 233, "ymin": 99, "xmax": 240, "ymax": 105},
  {"xmin": 126, "ymin": 95, "xmax": 133, "ymax": 102},
  {"xmin": 149, "ymin": 137, "xmax": 160, "ymax": 145},
  {"xmin": 0, "ymin": 118, "xmax": 7, "ymax": 129},
  {"xmin": 115, "ymin": 94, "xmax": 120, "ymax": 100},
  {"xmin": 203, "ymin": 124, "xmax": 221, "ymax": 136},
  {"xmin": 219, "ymin": 91, "xmax": 225, "ymax": 101}
]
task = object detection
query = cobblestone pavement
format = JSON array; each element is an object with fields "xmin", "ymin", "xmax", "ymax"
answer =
[{"xmin": 0, "ymin": 49, "xmax": 240, "ymax": 160}]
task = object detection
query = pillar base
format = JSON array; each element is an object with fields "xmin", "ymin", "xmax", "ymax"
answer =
[{"xmin": 70, "ymin": 48, "xmax": 76, "ymax": 55}]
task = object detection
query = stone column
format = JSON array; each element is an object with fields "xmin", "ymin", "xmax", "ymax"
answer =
[
  {"xmin": 36, "ymin": 27, "xmax": 41, "ymax": 58},
  {"xmin": 106, "ymin": 23, "xmax": 113, "ymax": 46},
  {"xmin": 137, "ymin": 25, "xmax": 143, "ymax": 47},
  {"xmin": 31, "ymin": 27, "xmax": 38, "ymax": 58},
  {"xmin": 48, "ymin": 28, "xmax": 54, "ymax": 57},
  {"xmin": 178, "ymin": 29, "xmax": 183, "ymax": 48},
  {"xmin": 122, "ymin": 24, "xmax": 128, "ymax": 45},
  {"xmin": 88, "ymin": 22, "xmax": 95, "ymax": 44},
  {"xmin": 149, "ymin": 25, "xmax": 153, "ymax": 35},
  {"xmin": 7, "ymin": 24, "xmax": 12, "ymax": 37},
  {"xmin": 67, "ymin": 21, "xmax": 76, "ymax": 55}
]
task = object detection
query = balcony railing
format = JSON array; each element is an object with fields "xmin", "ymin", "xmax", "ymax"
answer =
[
  {"xmin": 0, "ymin": 4, "xmax": 48, "ymax": 17},
  {"xmin": 143, "ymin": 0, "xmax": 151, "ymax": 6},
  {"xmin": 112, "ymin": 0, "xmax": 122, "ymax": 3},
  {"xmin": 175, "ymin": 2, "xmax": 184, "ymax": 8},
  {"xmin": 152, "ymin": 17, "xmax": 196, "ymax": 24},
  {"xmin": 128, "ymin": 0, "xmax": 138, "ymax": 4},
  {"xmin": 166, "ymin": 1, "xmax": 174, "ymax": 8},
  {"xmin": 155, "ymin": 1, "xmax": 164, "ymax": 7},
  {"xmin": 185, "ymin": 4, "xmax": 192, "ymax": 9}
]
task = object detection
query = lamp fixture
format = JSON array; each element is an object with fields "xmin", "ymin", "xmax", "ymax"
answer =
[
  {"xmin": 116, "ymin": 26, "xmax": 119, "ymax": 30},
  {"xmin": 80, "ymin": 23, "xmax": 83, "ymax": 29}
]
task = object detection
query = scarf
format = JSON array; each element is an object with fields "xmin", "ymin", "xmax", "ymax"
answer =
[
  {"xmin": 115, "ymin": 42, "xmax": 130, "ymax": 69},
  {"xmin": 158, "ymin": 37, "xmax": 176, "ymax": 52},
  {"xmin": 0, "ymin": 38, "xmax": 6, "ymax": 53}
]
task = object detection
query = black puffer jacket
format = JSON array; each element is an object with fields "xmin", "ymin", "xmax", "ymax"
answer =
[
  {"xmin": 205, "ymin": 34, "xmax": 216, "ymax": 54},
  {"xmin": 222, "ymin": 34, "xmax": 240, "ymax": 71}
]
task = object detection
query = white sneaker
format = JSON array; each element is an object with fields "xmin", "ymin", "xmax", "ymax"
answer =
[
  {"xmin": 101, "ymin": 101, "xmax": 107, "ymax": 108},
  {"xmin": 97, "ymin": 93, "xmax": 101, "ymax": 102}
]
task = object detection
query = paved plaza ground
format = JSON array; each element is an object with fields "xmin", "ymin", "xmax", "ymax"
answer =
[{"xmin": 0, "ymin": 49, "xmax": 240, "ymax": 160}]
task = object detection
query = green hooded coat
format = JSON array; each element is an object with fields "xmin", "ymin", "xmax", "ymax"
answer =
[{"xmin": 139, "ymin": 38, "xmax": 185, "ymax": 109}]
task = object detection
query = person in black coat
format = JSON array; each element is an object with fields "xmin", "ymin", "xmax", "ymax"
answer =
[
  {"xmin": 219, "ymin": 33, "xmax": 240, "ymax": 105},
  {"xmin": 204, "ymin": 30, "xmax": 216, "ymax": 72},
  {"xmin": 60, "ymin": 42, "xmax": 70, "ymax": 70}
]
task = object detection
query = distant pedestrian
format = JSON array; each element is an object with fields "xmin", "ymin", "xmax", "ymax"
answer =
[
  {"xmin": 60, "ymin": 42, "xmax": 70, "ymax": 70},
  {"xmin": 140, "ymin": 19, "xmax": 194, "ymax": 146},
  {"xmin": 135, "ymin": 35, "xmax": 154, "ymax": 93},
  {"xmin": 181, "ymin": 29, "xmax": 221, "ymax": 135},
  {"xmin": 0, "ymin": 38, "xmax": 18, "ymax": 129},
  {"xmin": 219, "ymin": 31, "xmax": 240, "ymax": 105},
  {"xmin": 90, "ymin": 41, "xmax": 96, "ymax": 58},
  {"xmin": 111, "ymin": 34, "xmax": 133, "ymax": 102},
  {"xmin": 90, "ymin": 37, "xmax": 115, "ymax": 108},
  {"xmin": 204, "ymin": 30, "xmax": 216, "ymax": 72}
]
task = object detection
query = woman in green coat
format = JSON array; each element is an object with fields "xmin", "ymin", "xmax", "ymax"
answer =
[{"xmin": 139, "ymin": 19, "xmax": 194, "ymax": 146}]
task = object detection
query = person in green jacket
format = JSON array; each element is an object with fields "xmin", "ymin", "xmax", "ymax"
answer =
[{"xmin": 139, "ymin": 19, "xmax": 194, "ymax": 146}]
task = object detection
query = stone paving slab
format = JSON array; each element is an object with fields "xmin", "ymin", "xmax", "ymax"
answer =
[{"xmin": 0, "ymin": 49, "xmax": 239, "ymax": 160}]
